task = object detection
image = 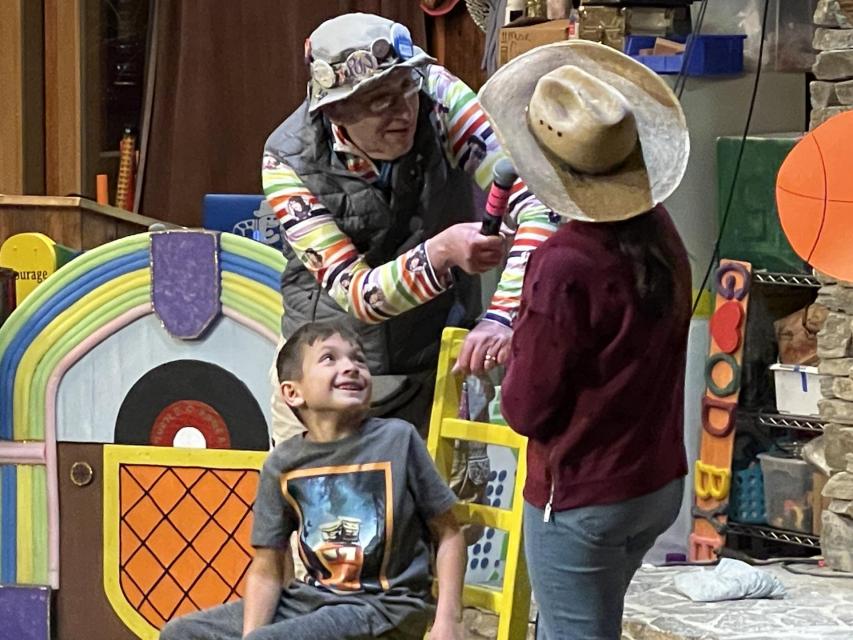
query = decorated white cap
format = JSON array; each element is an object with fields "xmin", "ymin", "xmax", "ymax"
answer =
[{"xmin": 306, "ymin": 13, "xmax": 435, "ymax": 113}]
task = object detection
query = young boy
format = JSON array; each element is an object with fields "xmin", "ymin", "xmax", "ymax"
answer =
[{"xmin": 159, "ymin": 321, "xmax": 466, "ymax": 640}]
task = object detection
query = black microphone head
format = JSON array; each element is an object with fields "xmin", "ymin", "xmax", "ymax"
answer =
[{"xmin": 492, "ymin": 157, "xmax": 518, "ymax": 189}]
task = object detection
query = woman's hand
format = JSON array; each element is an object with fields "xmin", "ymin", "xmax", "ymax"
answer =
[{"xmin": 453, "ymin": 320, "xmax": 512, "ymax": 376}]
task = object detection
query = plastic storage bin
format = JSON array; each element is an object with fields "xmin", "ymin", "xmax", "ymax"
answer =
[
  {"xmin": 729, "ymin": 464, "xmax": 766, "ymax": 524},
  {"xmin": 757, "ymin": 453, "xmax": 814, "ymax": 533},
  {"xmin": 769, "ymin": 364, "xmax": 820, "ymax": 417},
  {"xmin": 625, "ymin": 34, "xmax": 746, "ymax": 75}
]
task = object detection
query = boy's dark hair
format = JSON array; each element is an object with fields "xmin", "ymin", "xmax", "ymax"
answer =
[{"xmin": 276, "ymin": 321, "xmax": 364, "ymax": 383}]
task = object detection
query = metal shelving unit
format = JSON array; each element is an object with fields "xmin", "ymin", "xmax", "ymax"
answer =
[
  {"xmin": 726, "ymin": 522, "xmax": 820, "ymax": 549},
  {"xmin": 752, "ymin": 271, "xmax": 821, "ymax": 288},
  {"xmin": 721, "ymin": 271, "xmax": 825, "ymax": 556},
  {"xmin": 726, "ymin": 412, "xmax": 825, "ymax": 551},
  {"xmin": 756, "ymin": 411, "xmax": 827, "ymax": 434}
]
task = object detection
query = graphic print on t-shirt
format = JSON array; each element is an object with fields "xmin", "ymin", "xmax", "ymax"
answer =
[{"xmin": 281, "ymin": 462, "xmax": 393, "ymax": 593}]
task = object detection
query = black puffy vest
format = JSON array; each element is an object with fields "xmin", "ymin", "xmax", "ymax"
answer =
[{"xmin": 264, "ymin": 94, "xmax": 481, "ymax": 375}]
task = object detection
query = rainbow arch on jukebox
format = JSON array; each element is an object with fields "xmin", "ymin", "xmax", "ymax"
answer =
[{"xmin": 0, "ymin": 231, "xmax": 285, "ymax": 588}]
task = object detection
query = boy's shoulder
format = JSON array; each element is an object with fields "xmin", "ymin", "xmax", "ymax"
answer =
[
  {"xmin": 261, "ymin": 434, "xmax": 306, "ymax": 475},
  {"xmin": 358, "ymin": 417, "xmax": 421, "ymax": 448},
  {"xmin": 260, "ymin": 418, "xmax": 419, "ymax": 473}
]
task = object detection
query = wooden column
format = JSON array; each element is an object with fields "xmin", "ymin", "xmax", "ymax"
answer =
[
  {"xmin": 0, "ymin": 1, "xmax": 44, "ymax": 195},
  {"xmin": 0, "ymin": 1, "xmax": 24, "ymax": 194},
  {"xmin": 44, "ymin": 0, "xmax": 83, "ymax": 196}
]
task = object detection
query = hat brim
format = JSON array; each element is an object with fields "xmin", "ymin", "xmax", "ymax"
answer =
[
  {"xmin": 478, "ymin": 41, "xmax": 689, "ymax": 222},
  {"xmin": 420, "ymin": 0, "xmax": 461, "ymax": 16},
  {"xmin": 309, "ymin": 50, "xmax": 436, "ymax": 113}
]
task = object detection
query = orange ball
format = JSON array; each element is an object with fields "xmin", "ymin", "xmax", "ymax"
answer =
[{"xmin": 776, "ymin": 110, "xmax": 853, "ymax": 281}]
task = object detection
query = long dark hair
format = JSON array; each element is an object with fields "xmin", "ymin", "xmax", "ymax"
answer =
[{"xmin": 608, "ymin": 211, "xmax": 685, "ymax": 320}]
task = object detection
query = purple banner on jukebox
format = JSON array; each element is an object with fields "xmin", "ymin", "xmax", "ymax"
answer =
[{"xmin": 150, "ymin": 231, "xmax": 220, "ymax": 339}]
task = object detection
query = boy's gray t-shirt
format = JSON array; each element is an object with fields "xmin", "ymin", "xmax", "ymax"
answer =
[{"xmin": 251, "ymin": 417, "xmax": 457, "ymax": 631}]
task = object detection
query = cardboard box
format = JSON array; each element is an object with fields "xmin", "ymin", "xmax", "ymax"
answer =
[
  {"xmin": 498, "ymin": 19, "xmax": 574, "ymax": 67},
  {"xmin": 653, "ymin": 37, "xmax": 686, "ymax": 56},
  {"xmin": 578, "ymin": 6, "xmax": 626, "ymax": 52}
]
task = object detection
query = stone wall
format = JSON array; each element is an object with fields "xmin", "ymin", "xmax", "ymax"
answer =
[
  {"xmin": 811, "ymin": 0, "xmax": 853, "ymax": 127},
  {"xmin": 816, "ymin": 275, "xmax": 853, "ymax": 571},
  {"xmin": 812, "ymin": 1, "xmax": 853, "ymax": 572}
]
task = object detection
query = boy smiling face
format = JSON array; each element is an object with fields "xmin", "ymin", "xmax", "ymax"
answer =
[{"xmin": 280, "ymin": 332, "xmax": 372, "ymax": 421}]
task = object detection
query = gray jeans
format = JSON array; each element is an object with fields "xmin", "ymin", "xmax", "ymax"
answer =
[
  {"xmin": 158, "ymin": 599, "xmax": 425, "ymax": 640},
  {"xmin": 524, "ymin": 478, "xmax": 684, "ymax": 640}
]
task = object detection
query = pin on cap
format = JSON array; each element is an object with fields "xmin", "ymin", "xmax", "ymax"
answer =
[
  {"xmin": 390, "ymin": 23, "xmax": 414, "ymax": 60},
  {"xmin": 370, "ymin": 37, "xmax": 392, "ymax": 61},
  {"xmin": 311, "ymin": 60, "xmax": 336, "ymax": 88},
  {"xmin": 345, "ymin": 49, "xmax": 378, "ymax": 81}
]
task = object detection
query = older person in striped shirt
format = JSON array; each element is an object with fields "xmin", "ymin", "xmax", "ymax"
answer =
[{"xmin": 262, "ymin": 13, "xmax": 556, "ymax": 446}]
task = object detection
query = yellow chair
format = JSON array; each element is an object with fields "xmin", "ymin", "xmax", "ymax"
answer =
[{"xmin": 426, "ymin": 327, "xmax": 531, "ymax": 640}]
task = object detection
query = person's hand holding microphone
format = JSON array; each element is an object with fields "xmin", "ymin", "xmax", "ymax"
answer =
[
  {"xmin": 426, "ymin": 158, "xmax": 517, "ymax": 276},
  {"xmin": 479, "ymin": 157, "xmax": 517, "ymax": 237},
  {"xmin": 444, "ymin": 158, "xmax": 520, "ymax": 376}
]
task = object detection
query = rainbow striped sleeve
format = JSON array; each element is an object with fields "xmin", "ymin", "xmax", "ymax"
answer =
[
  {"xmin": 262, "ymin": 152, "xmax": 448, "ymax": 324},
  {"xmin": 427, "ymin": 65, "xmax": 559, "ymax": 328},
  {"xmin": 484, "ymin": 183, "xmax": 557, "ymax": 327}
]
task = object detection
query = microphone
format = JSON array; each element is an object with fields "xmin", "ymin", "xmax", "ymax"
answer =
[{"xmin": 481, "ymin": 158, "xmax": 518, "ymax": 236}]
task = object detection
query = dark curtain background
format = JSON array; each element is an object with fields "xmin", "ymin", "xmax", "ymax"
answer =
[{"xmin": 139, "ymin": 1, "xmax": 426, "ymax": 225}]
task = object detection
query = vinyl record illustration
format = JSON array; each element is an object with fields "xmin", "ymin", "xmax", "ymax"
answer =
[{"xmin": 115, "ymin": 359, "xmax": 269, "ymax": 450}]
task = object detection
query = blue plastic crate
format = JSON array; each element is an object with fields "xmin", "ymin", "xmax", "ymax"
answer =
[
  {"xmin": 728, "ymin": 463, "xmax": 767, "ymax": 524},
  {"xmin": 625, "ymin": 34, "xmax": 746, "ymax": 76}
]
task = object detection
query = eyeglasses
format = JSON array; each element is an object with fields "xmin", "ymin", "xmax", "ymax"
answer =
[{"xmin": 362, "ymin": 74, "xmax": 423, "ymax": 115}]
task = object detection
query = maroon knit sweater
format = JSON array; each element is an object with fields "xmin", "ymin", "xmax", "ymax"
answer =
[{"xmin": 501, "ymin": 206, "xmax": 690, "ymax": 511}]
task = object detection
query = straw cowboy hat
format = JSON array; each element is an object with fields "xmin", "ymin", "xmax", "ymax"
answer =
[{"xmin": 479, "ymin": 40, "xmax": 689, "ymax": 221}]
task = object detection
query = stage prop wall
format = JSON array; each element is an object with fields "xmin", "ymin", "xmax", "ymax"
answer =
[{"xmin": 0, "ymin": 230, "xmax": 284, "ymax": 638}]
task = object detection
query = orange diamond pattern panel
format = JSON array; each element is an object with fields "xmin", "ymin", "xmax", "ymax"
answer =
[{"xmin": 119, "ymin": 465, "xmax": 258, "ymax": 629}]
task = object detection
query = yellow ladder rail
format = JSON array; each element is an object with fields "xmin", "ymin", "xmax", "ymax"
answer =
[{"xmin": 426, "ymin": 328, "xmax": 531, "ymax": 640}]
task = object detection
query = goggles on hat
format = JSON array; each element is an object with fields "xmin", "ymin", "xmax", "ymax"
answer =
[
  {"xmin": 309, "ymin": 22, "xmax": 417, "ymax": 91},
  {"xmin": 310, "ymin": 38, "xmax": 400, "ymax": 90}
]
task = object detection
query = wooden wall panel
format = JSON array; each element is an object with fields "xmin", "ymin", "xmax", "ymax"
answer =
[
  {"xmin": 427, "ymin": 6, "xmax": 488, "ymax": 92},
  {"xmin": 0, "ymin": 2, "xmax": 24, "ymax": 194},
  {"xmin": 44, "ymin": 0, "xmax": 83, "ymax": 196},
  {"xmin": 22, "ymin": 2, "xmax": 45, "ymax": 195},
  {"xmin": 0, "ymin": 1, "xmax": 44, "ymax": 196}
]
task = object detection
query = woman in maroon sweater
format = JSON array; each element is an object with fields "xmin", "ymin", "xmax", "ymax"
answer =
[{"xmin": 479, "ymin": 41, "xmax": 691, "ymax": 639}]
